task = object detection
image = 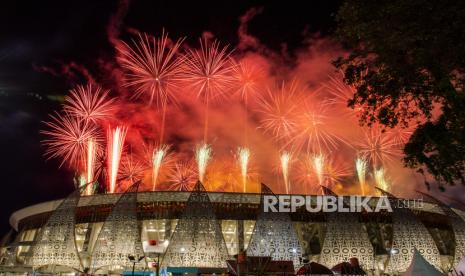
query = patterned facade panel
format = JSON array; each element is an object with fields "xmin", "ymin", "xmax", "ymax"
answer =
[
  {"xmin": 319, "ymin": 212, "xmax": 374, "ymax": 270},
  {"xmin": 91, "ymin": 183, "xmax": 145, "ymax": 272},
  {"xmin": 452, "ymin": 217, "xmax": 465, "ymax": 266},
  {"xmin": 453, "ymin": 208, "xmax": 465, "ymax": 222},
  {"xmin": 29, "ymin": 188, "xmax": 82, "ymax": 270},
  {"xmin": 161, "ymin": 182, "xmax": 230, "ymax": 268},
  {"xmin": 247, "ymin": 185, "xmax": 303, "ymax": 268},
  {"xmin": 78, "ymin": 191, "xmax": 262, "ymax": 207},
  {"xmin": 385, "ymin": 206, "xmax": 441, "ymax": 273},
  {"xmin": 418, "ymin": 193, "xmax": 465, "ymax": 267},
  {"xmin": 453, "ymin": 207, "xmax": 465, "ymax": 264},
  {"xmin": 246, "ymin": 212, "xmax": 303, "ymax": 268}
]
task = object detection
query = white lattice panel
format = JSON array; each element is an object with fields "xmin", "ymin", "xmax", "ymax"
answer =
[
  {"xmin": 161, "ymin": 183, "xmax": 229, "ymax": 268},
  {"xmin": 319, "ymin": 212, "xmax": 374, "ymax": 270},
  {"xmin": 30, "ymin": 188, "xmax": 81, "ymax": 270}
]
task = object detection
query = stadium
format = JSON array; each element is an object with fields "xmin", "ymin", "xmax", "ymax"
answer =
[{"xmin": 0, "ymin": 182, "xmax": 464, "ymax": 275}]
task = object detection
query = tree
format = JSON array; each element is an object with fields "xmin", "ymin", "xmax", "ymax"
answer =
[{"xmin": 333, "ymin": 0, "xmax": 465, "ymax": 186}]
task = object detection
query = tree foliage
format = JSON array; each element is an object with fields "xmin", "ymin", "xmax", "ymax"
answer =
[{"xmin": 334, "ymin": 0, "xmax": 465, "ymax": 185}]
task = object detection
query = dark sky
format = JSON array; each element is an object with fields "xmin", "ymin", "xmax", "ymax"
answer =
[{"xmin": 0, "ymin": 1, "xmax": 342, "ymax": 235}]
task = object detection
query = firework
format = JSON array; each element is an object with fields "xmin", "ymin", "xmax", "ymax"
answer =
[
  {"xmin": 41, "ymin": 113, "xmax": 100, "ymax": 169},
  {"xmin": 117, "ymin": 32, "xmax": 184, "ymax": 106},
  {"xmin": 152, "ymin": 144, "xmax": 170, "ymax": 191},
  {"xmin": 183, "ymin": 38, "xmax": 235, "ymax": 101},
  {"xmin": 107, "ymin": 126, "xmax": 128, "ymax": 193},
  {"xmin": 168, "ymin": 161, "xmax": 198, "ymax": 191},
  {"xmin": 195, "ymin": 143, "xmax": 212, "ymax": 184},
  {"xmin": 355, "ymin": 127, "xmax": 402, "ymax": 168},
  {"xmin": 374, "ymin": 167, "xmax": 390, "ymax": 191},
  {"xmin": 118, "ymin": 32, "xmax": 185, "ymax": 143},
  {"xmin": 257, "ymin": 81, "xmax": 303, "ymax": 142},
  {"xmin": 280, "ymin": 151, "xmax": 292, "ymax": 194},
  {"xmin": 288, "ymin": 100, "xmax": 343, "ymax": 153},
  {"xmin": 324, "ymin": 158, "xmax": 352, "ymax": 186},
  {"xmin": 387, "ymin": 126, "xmax": 413, "ymax": 146},
  {"xmin": 119, "ymin": 154, "xmax": 145, "ymax": 184},
  {"xmin": 63, "ymin": 84, "xmax": 115, "ymax": 123},
  {"xmin": 355, "ymin": 157, "xmax": 368, "ymax": 195},
  {"xmin": 237, "ymin": 147, "xmax": 250, "ymax": 192},
  {"xmin": 183, "ymin": 38, "xmax": 235, "ymax": 141},
  {"xmin": 293, "ymin": 158, "xmax": 317, "ymax": 194},
  {"xmin": 233, "ymin": 59, "xmax": 264, "ymax": 102},
  {"xmin": 311, "ymin": 153, "xmax": 325, "ymax": 186},
  {"xmin": 325, "ymin": 75, "xmax": 361, "ymax": 117},
  {"xmin": 234, "ymin": 59, "xmax": 265, "ymax": 144},
  {"xmin": 85, "ymin": 138, "xmax": 97, "ymax": 195}
]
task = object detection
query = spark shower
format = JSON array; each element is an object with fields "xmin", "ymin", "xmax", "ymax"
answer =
[{"xmin": 40, "ymin": 30, "xmax": 414, "ymax": 196}]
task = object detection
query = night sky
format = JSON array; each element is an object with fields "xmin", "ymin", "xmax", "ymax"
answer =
[{"xmin": 0, "ymin": 1, "xmax": 341, "ymax": 235}]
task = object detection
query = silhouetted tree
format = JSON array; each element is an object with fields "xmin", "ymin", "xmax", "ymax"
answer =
[{"xmin": 334, "ymin": 0, "xmax": 465, "ymax": 187}]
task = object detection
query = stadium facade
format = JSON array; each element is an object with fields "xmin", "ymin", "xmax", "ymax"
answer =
[{"xmin": 0, "ymin": 182, "xmax": 464, "ymax": 275}]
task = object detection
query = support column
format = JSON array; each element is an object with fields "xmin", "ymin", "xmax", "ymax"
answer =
[
  {"xmin": 237, "ymin": 220, "xmax": 244, "ymax": 253},
  {"xmin": 164, "ymin": 219, "xmax": 172, "ymax": 240}
]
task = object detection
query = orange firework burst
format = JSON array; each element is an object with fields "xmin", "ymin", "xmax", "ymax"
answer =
[
  {"xmin": 183, "ymin": 38, "xmax": 235, "ymax": 141},
  {"xmin": 41, "ymin": 112, "xmax": 101, "ymax": 169},
  {"xmin": 107, "ymin": 126, "xmax": 128, "ymax": 193},
  {"xmin": 182, "ymin": 38, "xmax": 235, "ymax": 102},
  {"xmin": 257, "ymin": 81, "xmax": 303, "ymax": 142},
  {"xmin": 233, "ymin": 59, "xmax": 265, "ymax": 103},
  {"xmin": 63, "ymin": 84, "xmax": 115, "ymax": 123},
  {"xmin": 119, "ymin": 154, "xmax": 146, "ymax": 184},
  {"xmin": 324, "ymin": 75, "xmax": 361, "ymax": 117},
  {"xmin": 117, "ymin": 32, "xmax": 185, "ymax": 106},
  {"xmin": 118, "ymin": 32, "xmax": 185, "ymax": 143},
  {"xmin": 386, "ymin": 126, "xmax": 413, "ymax": 146},
  {"xmin": 287, "ymin": 99, "xmax": 343, "ymax": 153},
  {"xmin": 293, "ymin": 158, "xmax": 318, "ymax": 194},
  {"xmin": 168, "ymin": 160, "xmax": 198, "ymax": 191},
  {"xmin": 323, "ymin": 157, "xmax": 352, "ymax": 186},
  {"xmin": 355, "ymin": 127, "xmax": 402, "ymax": 168}
]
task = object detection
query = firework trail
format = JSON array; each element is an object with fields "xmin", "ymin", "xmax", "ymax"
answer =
[
  {"xmin": 311, "ymin": 153, "xmax": 325, "ymax": 187},
  {"xmin": 237, "ymin": 147, "xmax": 250, "ymax": 192},
  {"xmin": 119, "ymin": 154, "xmax": 146, "ymax": 184},
  {"xmin": 195, "ymin": 143, "xmax": 212, "ymax": 185},
  {"xmin": 374, "ymin": 167, "xmax": 390, "ymax": 192},
  {"xmin": 280, "ymin": 151, "xmax": 292, "ymax": 194},
  {"xmin": 183, "ymin": 38, "xmax": 235, "ymax": 142},
  {"xmin": 257, "ymin": 81, "xmax": 302, "ymax": 142},
  {"xmin": 152, "ymin": 144, "xmax": 170, "ymax": 191},
  {"xmin": 355, "ymin": 157, "xmax": 368, "ymax": 195},
  {"xmin": 117, "ymin": 32, "xmax": 184, "ymax": 143},
  {"xmin": 41, "ymin": 113, "xmax": 100, "ymax": 169},
  {"xmin": 107, "ymin": 126, "xmax": 128, "ymax": 193},
  {"xmin": 168, "ymin": 160, "xmax": 198, "ymax": 191},
  {"xmin": 355, "ymin": 127, "xmax": 402, "ymax": 168},
  {"xmin": 85, "ymin": 138, "xmax": 97, "ymax": 195},
  {"xmin": 63, "ymin": 84, "xmax": 115, "ymax": 123}
]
